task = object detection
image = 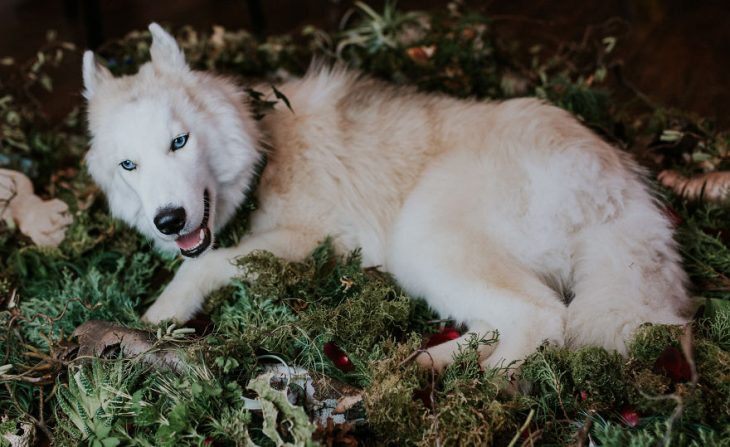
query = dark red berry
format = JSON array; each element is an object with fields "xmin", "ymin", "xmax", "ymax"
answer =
[
  {"xmin": 620, "ymin": 407, "xmax": 640, "ymax": 427},
  {"xmin": 324, "ymin": 342, "xmax": 355, "ymax": 372}
]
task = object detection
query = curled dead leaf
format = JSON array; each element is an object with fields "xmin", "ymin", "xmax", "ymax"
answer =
[
  {"xmin": 334, "ymin": 395, "xmax": 363, "ymax": 414},
  {"xmin": 72, "ymin": 320, "xmax": 186, "ymax": 372},
  {"xmin": 406, "ymin": 45, "xmax": 436, "ymax": 64},
  {"xmin": 0, "ymin": 168, "xmax": 72, "ymax": 247},
  {"xmin": 658, "ymin": 170, "xmax": 730, "ymax": 203}
]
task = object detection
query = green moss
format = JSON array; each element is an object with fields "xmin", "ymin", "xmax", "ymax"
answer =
[
  {"xmin": 362, "ymin": 338, "xmax": 430, "ymax": 446},
  {"xmin": 628, "ymin": 369, "xmax": 672, "ymax": 415},
  {"xmin": 432, "ymin": 373, "xmax": 526, "ymax": 445},
  {"xmin": 17, "ymin": 252, "xmax": 156, "ymax": 347},
  {"xmin": 570, "ymin": 347, "xmax": 626, "ymax": 410},
  {"xmin": 206, "ymin": 242, "xmax": 432, "ymax": 387},
  {"xmin": 520, "ymin": 346, "xmax": 575, "ymax": 415},
  {"xmin": 301, "ymin": 276, "xmax": 413, "ymax": 356},
  {"xmin": 693, "ymin": 340, "xmax": 730, "ymax": 423},
  {"xmin": 628, "ymin": 324, "xmax": 684, "ymax": 368},
  {"xmin": 703, "ymin": 304, "xmax": 730, "ymax": 351}
]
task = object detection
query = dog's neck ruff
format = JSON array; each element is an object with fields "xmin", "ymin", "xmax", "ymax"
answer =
[
  {"xmin": 247, "ymin": 144, "xmax": 269, "ymax": 203},
  {"xmin": 216, "ymin": 143, "xmax": 268, "ymax": 242}
]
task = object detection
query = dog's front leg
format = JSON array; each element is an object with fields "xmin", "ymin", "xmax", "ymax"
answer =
[
  {"xmin": 141, "ymin": 248, "xmax": 238, "ymax": 324},
  {"xmin": 141, "ymin": 228, "xmax": 317, "ymax": 323}
]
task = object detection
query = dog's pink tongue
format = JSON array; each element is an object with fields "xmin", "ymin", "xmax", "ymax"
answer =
[{"xmin": 176, "ymin": 229, "xmax": 201, "ymax": 251}]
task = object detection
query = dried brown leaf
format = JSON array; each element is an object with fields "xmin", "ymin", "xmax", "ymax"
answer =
[
  {"xmin": 334, "ymin": 394, "xmax": 363, "ymax": 414},
  {"xmin": 658, "ymin": 170, "xmax": 730, "ymax": 203},
  {"xmin": 72, "ymin": 320, "xmax": 186, "ymax": 372}
]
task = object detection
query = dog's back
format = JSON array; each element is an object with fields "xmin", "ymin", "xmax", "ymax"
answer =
[{"xmin": 254, "ymin": 67, "xmax": 691, "ymax": 368}]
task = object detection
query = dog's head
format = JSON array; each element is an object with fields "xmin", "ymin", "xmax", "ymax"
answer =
[{"xmin": 83, "ymin": 23, "xmax": 261, "ymax": 258}]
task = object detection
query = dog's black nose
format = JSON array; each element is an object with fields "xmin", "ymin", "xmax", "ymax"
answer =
[{"xmin": 154, "ymin": 207, "xmax": 186, "ymax": 235}]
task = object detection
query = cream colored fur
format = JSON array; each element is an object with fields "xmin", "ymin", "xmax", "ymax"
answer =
[{"xmin": 83, "ymin": 24, "xmax": 693, "ymax": 370}]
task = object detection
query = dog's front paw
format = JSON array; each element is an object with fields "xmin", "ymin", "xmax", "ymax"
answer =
[{"xmin": 141, "ymin": 297, "xmax": 194, "ymax": 324}]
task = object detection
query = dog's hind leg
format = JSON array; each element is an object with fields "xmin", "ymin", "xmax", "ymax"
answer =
[
  {"xmin": 388, "ymin": 214, "xmax": 567, "ymax": 371},
  {"xmin": 142, "ymin": 228, "xmax": 318, "ymax": 323},
  {"xmin": 415, "ymin": 320, "xmax": 498, "ymax": 372},
  {"xmin": 565, "ymin": 205, "xmax": 692, "ymax": 353}
]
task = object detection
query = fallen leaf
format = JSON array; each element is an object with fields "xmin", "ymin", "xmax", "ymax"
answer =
[
  {"xmin": 73, "ymin": 320, "xmax": 186, "ymax": 372},
  {"xmin": 653, "ymin": 346, "xmax": 692, "ymax": 383},
  {"xmin": 0, "ymin": 168, "xmax": 72, "ymax": 247},
  {"xmin": 334, "ymin": 394, "xmax": 363, "ymax": 414},
  {"xmin": 406, "ymin": 45, "xmax": 436, "ymax": 64},
  {"xmin": 658, "ymin": 170, "xmax": 730, "ymax": 203}
]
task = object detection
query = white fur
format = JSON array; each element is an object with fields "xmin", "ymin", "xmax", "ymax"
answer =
[{"xmin": 83, "ymin": 24, "xmax": 693, "ymax": 369}]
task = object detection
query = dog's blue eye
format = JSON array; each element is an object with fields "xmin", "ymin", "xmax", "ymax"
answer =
[
  {"xmin": 120, "ymin": 160, "xmax": 137, "ymax": 171},
  {"xmin": 171, "ymin": 133, "xmax": 189, "ymax": 151}
]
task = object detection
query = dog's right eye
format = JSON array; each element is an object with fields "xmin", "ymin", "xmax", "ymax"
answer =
[{"xmin": 120, "ymin": 160, "xmax": 137, "ymax": 171}]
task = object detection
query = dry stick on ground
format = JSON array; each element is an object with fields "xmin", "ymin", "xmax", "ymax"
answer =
[
  {"xmin": 3, "ymin": 382, "xmax": 54, "ymax": 443},
  {"xmin": 571, "ymin": 410, "xmax": 596, "ymax": 447},
  {"xmin": 1, "ymin": 298, "xmax": 99, "ymax": 384},
  {"xmin": 507, "ymin": 408, "xmax": 535, "ymax": 447}
]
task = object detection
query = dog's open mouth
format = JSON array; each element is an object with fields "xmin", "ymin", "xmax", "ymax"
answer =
[{"xmin": 175, "ymin": 190, "xmax": 212, "ymax": 258}]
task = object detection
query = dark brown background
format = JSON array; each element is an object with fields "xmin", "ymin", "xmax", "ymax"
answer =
[{"xmin": 1, "ymin": 0, "xmax": 728, "ymax": 126}]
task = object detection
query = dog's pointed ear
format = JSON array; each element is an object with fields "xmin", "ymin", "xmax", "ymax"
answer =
[
  {"xmin": 82, "ymin": 51, "xmax": 112, "ymax": 100},
  {"xmin": 148, "ymin": 23, "xmax": 187, "ymax": 71}
]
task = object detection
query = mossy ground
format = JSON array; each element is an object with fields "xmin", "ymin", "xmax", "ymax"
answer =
[{"xmin": 1, "ymin": 3, "xmax": 729, "ymax": 446}]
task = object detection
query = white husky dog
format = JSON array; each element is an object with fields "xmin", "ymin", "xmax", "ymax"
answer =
[{"xmin": 82, "ymin": 23, "xmax": 692, "ymax": 369}]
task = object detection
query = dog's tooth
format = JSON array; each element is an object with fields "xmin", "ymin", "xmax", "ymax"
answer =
[{"xmin": 200, "ymin": 228, "xmax": 205, "ymax": 240}]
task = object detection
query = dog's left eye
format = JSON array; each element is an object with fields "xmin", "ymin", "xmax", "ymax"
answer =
[
  {"xmin": 120, "ymin": 160, "xmax": 137, "ymax": 171},
  {"xmin": 171, "ymin": 133, "xmax": 189, "ymax": 151}
]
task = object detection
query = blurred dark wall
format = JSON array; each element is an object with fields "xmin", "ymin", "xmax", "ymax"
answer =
[
  {"xmin": 487, "ymin": 0, "xmax": 730, "ymax": 127},
  {"xmin": 0, "ymin": 0, "xmax": 728, "ymax": 126}
]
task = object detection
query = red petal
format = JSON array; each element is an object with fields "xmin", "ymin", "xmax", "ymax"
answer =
[
  {"xmin": 425, "ymin": 327, "xmax": 462, "ymax": 347},
  {"xmin": 654, "ymin": 346, "xmax": 692, "ymax": 383}
]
